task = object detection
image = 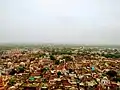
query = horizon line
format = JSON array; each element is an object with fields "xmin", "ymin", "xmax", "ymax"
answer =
[{"xmin": 0, "ymin": 42, "xmax": 120, "ymax": 46}]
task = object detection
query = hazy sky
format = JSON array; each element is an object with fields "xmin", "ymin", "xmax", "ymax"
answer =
[{"xmin": 0, "ymin": 0, "xmax": 120, "ymax": 45}]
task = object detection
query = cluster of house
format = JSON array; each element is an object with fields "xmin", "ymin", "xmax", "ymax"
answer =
[{"xmin": 0, "ymin": 47, "xmax": 120, "ymax": 90}]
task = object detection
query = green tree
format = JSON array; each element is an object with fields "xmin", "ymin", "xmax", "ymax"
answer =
[
  {"xmin": 106, "ymin": 70, "xmax": 117, "ymax": 77},
  {"xmin": 57, "ymin": 71, "xmax": 62, "ymax": 78},
  {"xmin": 50, "ymin": 55, "xmax": 56, "ymax": 60},
  {"xmin": 55, "ymin": 60, "xmax": 60, "ymax": 65},
  {"xmin": 62, "ymin": 56, "xmax": 73, "ymax": 62},
  {"xmin": 8, "ymin": 77, "xmax": 16, "ymax": 86},
  {"xmin": 41, "ymin": 68, "xmax": 48, "ymax": 74},
  {"xmin": 18, "ymin": 66, "xmax": 25, "ymax": 73}
]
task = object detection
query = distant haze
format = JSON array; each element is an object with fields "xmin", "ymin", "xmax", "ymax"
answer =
[{"xmin": 0, "ymin": 0, "xmax": 120, "ymax": 45}]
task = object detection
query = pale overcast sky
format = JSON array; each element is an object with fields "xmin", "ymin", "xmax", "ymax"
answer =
[{"xmin": 0, "ymin": 0, "xmax": 120, "ymax": 45}]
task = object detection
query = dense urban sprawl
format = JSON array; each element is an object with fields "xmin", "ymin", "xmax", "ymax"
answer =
[{"xmin": 0, "ymin": 45, "xmax": 120, "ymax": 90}]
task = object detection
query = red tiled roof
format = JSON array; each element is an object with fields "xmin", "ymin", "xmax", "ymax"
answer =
[
  {"xmin": 62, "ymin": 80, "xmax": 71, "ymax": 86},
  {"xmin": 31, "ymin": 73, "xmax": 40, "ymax": 76},
  {"xmin": 49, "ymin": 76, "xmax": 54, "ymax": 80},
  {"xmin": 55, "ymin": 65, "xmax": 67, "ymax": 71}
]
